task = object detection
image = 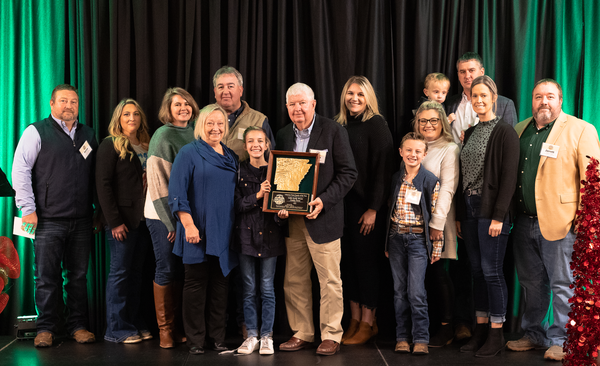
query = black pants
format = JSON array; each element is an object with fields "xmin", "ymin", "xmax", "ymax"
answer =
[
  {"xmin": 449, "ymin": 237, "xmax": 474, "ymax": 326},
  {"xmin": 341, "ymin": 196, "xmax": 385, "ymax": 309},
  {"xmin": 426, "ymin": 259, "xmax": 455, "ymax": 324},
  {"xmin": 183, "ymin": 256, "xmax": 230, "ymax": 348}
]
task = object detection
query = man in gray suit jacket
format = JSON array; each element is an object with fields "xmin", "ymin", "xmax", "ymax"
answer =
[
  {"xmin": 276, "ymin": 83, "xmax": 357, "ymax": 356},
  {"xmin": 445, "ymin": 52, "xmax": 518, "ymax": 144}
]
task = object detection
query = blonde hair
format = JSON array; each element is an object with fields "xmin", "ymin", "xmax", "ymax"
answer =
[
  {"xmin": 107, "ymin": 98, "xmax": 151, "ymax": 160},
  {"xmin": 194, "ymin": 104, "xmax": 229, "ymax": 142},
  {"xmin": 412, "ymin": 101, "xmax": 454, "ymax": 143},
  {"xmin": 334, "ymin": 76, "xmax": 380, "ymax": 126},
  {"xmin": 424, "ymin": 73, "xmax": 450, "ymax": 89},
  {"xmin": 157, "ymin": 87, "xmax": 200, "ymax": 125}
]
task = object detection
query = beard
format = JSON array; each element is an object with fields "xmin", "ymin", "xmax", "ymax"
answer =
[{"xmin": 534, "ymin": 108, "xmax": 553, "ymax": 124}]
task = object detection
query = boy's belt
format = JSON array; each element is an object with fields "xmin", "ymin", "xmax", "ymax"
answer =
[{"xmin": 391, "ymin": 222, "xmax": 424, "ymax": 234}]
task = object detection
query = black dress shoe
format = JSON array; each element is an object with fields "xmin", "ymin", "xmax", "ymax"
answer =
[
  {"xmin": 189, "ymin": 346, "xmax": 204, "ymax": 355},
  {"xmin": 212, "ymin": 342, "xmax": 228, "ymax": 352}
]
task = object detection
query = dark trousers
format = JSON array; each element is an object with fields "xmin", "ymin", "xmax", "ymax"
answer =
[
  {"xmin": 341, "ymin": 196, "xmax": 384, "ymax": 309},
  {"xmin": 426, "ymin": 259, "xmax": 454, "ymax": 324},
  {"xmin": 183, "ymin": 256, "xmax": 230, "ymax": 348},
  {"xmin": 449, "ymin": 236, "xmax": 474, "ymax": 327}
]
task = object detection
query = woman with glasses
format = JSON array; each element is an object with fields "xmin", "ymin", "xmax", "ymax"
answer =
[
  {"xmin": 334, "ymin": 76, "xmax": 395, "ymax": 345},
  {"xmin": 412, "ymin": 101, "xmax": 460, "ymax": 348},
  {"xmin": 456, "ymin": 75, "xmax": 519, "ymax": 357}
]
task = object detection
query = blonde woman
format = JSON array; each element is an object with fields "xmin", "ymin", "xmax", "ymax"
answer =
[
  {"xmin": 335, "ymin": 76, "xmax": 394, "ymax": 345},
  {"xmin": 96, "ymin": 98, "xmax": 151, "ymax": 343},
  {"xmin": 169, "ymin": 104, "xmax": 239, "ymax": 355}
]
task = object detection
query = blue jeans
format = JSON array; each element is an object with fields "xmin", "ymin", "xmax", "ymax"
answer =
[
  {"xmin": 238, "ymin": 254, "xmax": 277, "ymax": 338},
  {"xmin": 512, "ymin": 214, "xmax": 575, "ymax": 347},
  {"xmin": 388, "ymin": 231, "xmax": 429, "ymax": 343},
  {"xmin": 104, "ymin": 223, "xmax": 150, "ymax": 342},
  {"xmin": 147, "ymin": 218, "xmax": 182, "ymax": 285},
  {"xmin": 461, "ymin": 194, "xmax": 509, "ymax": 323},
  {"xmin": 33, "ymin": 217, "xmax": 92, "ymax": 335}
]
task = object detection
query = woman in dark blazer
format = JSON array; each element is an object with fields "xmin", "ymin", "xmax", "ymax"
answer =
[{"xmin": 96, "ymin": 98, "xmax": 151, "ymax": 343}]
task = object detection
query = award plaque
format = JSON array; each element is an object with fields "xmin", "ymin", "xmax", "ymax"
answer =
[{"xmin": 263, "ymin": 150, "xmax": 320, "ymax": 215}]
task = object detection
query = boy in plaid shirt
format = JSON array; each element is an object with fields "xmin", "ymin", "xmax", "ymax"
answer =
[{"xmin": 385, "ymin": 132, "xmax": 442, "ymax": 355}]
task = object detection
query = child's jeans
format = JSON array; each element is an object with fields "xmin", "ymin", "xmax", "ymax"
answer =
[{"xmin": 388, "ymin": 231, "xmax": 429, "ymax": 343}]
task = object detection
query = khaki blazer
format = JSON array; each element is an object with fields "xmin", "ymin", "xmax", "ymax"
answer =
[{"xmin": 515, "ymin": 111, "xmax": 600, "ymax": 241}]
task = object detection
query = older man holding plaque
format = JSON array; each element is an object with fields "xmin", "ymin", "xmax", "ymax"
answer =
[{"xmin": 276, "ymin": 83, "xmax": 357, "ymax": 356}]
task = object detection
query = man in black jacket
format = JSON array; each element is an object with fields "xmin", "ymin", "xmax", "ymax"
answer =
[
  {"xmin": 445, "ymin": 52, "xmax": 518, "ymax": 144},
  {"xmin": 276, "ymin": 83, "xmax": 357, "ymax": 356}
]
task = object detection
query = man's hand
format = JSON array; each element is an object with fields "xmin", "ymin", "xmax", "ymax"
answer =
[
  {"xmin": 22, "ymin": 211, "xmax": 38, "ymax": 235},
  {"xmin": 306, "ymin": 197, "xmax": 323, "ymax": 220},
  {"xmin": 278, "ymin": 209, "xmax": 289, "ymax": 219},
  {"xmin": 358, "ymin": 209, "xmax": 377, "ymax": 235},
  {"xmin": 111, "ymin": 224, "xmax": 129, "ymax": 242}
]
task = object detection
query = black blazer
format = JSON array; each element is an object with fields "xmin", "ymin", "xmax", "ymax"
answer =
[
  {"xmin": 276, "ymin": 114, "xmax": 358, "ymax": 243},
  {"xmin": 96, "ymin": 137, "xmax": 145, "ymax": 230},
  {"xmin": 446, "ymin": 93, "xmax": 518, "ymax": 127}
]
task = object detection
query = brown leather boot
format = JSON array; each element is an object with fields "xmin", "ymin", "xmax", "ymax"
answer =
[
  {"xmin": 154, "ymin": 282, "xmax": 175, "ymax": 348},
  {"xmin": 341, "ymin": 319, "xmax": 360, "ymax": 344},
  {"xmin": 343, "ymin": 321, "xmax": 375, "ymax": 345},
  {"xmin": 171, "ymin": 281, "xmax": 186, "ymax": 343}
]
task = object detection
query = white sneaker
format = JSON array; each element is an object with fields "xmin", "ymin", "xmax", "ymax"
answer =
[
  {"xmin": 259, "ymin": 336, "xmax": 274, "ymax": 355},
  {"xmin": 238, "ymin": 337, "xmax": 260, "ymax": 354}
]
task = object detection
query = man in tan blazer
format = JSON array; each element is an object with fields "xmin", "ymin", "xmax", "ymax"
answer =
[{"xmin": 506, "ymin": 79, "xmax": 600, "ymax": 361}]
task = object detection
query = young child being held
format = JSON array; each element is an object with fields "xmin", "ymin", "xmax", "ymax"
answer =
[
  {"xmin": 385, "ymin": 132, "xmax": 442, "ymax": 355},
  {"xmin": 417, "ymin": 73, "xmax": 456, "ymax": 124},
  {"xmin": 232, "ymin": 126, "xmax": 288, "ymax": 355}
]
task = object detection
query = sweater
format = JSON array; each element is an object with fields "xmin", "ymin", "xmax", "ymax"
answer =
[
  {"xmin": 344, "ymin": 113, "xmax": 395, "ymax": 211},
  {"xmin": 145, "ymin": 123, "xmax": 195, "ymax": 231},
  {"xmin": 422, "ymin": 137, "xmax": 460, "ymax": 259},
  {"xmin": 456, "ymin": 118, "xmax": 520, "ymax": 222}
]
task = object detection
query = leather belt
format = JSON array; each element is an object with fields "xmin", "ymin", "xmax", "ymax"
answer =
[
  {"xmin": 465, "ymin": 188, "xmax": 482, "ymax": 196},
  {"xmin": 391, "ymin": 222, "xmax": 424, "ymax": 234}
]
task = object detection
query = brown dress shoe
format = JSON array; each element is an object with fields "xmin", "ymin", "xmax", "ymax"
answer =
[
  {"xmin": 395, "ymin": 341, "xmax": 410, "ymax": 353},
  {"xmin": 73, "ymin": 329, "xmax": 96, "ymax": 343},
  {"xmin": 413, "ymin": 342, "xmax": 429, "ymax": 355},
  {"xmin": 279, "ymin": 336, "xmax": 310, "ymax": 351},
  {"xmin": 34, "ymin": 332, "xmax": 53, "ymax": 348},
  {"xmin": 341, "ymin": 319, "xmax": 360, "ymax": 344},
  {"xmin": 316, "ymin": 340, "xmax": 340, "ymax": 355}
]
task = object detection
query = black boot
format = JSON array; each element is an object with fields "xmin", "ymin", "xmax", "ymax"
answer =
[
  {"xmin": 460, "ymin": 323, "xmax": 488, "ymax": 352},
  {"xmin": 475, "ymin": 327, "xmax": 505, "ymax": 358},
  {"xmin": 429, "ymin": 323, "xmax": 454, "ymax": 347}
]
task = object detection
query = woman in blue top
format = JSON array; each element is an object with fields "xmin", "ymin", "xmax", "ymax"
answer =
[{"xmin": 168, "ymin": 104, "xmax": 239, "ymax": 355}]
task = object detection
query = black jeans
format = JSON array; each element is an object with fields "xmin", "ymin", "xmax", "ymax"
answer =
[{"xmin": 183, "ymin": 256, "xmax": 230, "ymax": 348}]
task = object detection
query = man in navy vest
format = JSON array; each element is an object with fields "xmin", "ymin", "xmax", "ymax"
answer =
[{"xmin": 12, "ymin": 84, "xmax": 98, "ymax": 348}]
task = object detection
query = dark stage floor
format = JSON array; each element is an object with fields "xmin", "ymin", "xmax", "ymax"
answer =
[{"xmin": 0, "ymin": 333, "xmax": 557, "ymax": 366}]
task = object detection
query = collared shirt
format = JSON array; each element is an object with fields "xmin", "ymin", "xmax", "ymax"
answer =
[
  {"xmin": 12, "ymin": 115, "xmax": 79, "ymax": 215},
  {"xmin": 392, "ymin": 174, "xmax": 443, "ymax": 258},
  {"xmin": 516, "ymin": 119, "xmax": 556, "ymax": 215},
  {"xmin": 292, "ymin": 114, "xmax": 316, "ymax": 152},
  {"xmin": 228, "ymin": 102, "xmax": 276, "ymax": 149},
  {"xmin": 452, "ymin": 92, "xmax": 479, "ymax": 145}
]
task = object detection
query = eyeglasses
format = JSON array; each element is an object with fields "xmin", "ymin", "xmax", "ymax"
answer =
[{"xmin": 418, "ymin": 118, "xmax": 440, "ymax": 126}]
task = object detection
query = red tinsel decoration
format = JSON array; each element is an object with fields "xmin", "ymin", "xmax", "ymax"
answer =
[{"xmin": 564, "ymin": 157, "xmax": 600, "ymax": 365}]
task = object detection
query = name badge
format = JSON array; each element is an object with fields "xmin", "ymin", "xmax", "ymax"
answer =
[
  {"xmin": 238, "ymin": 127, "xmax": 246, "ymax": 140},
  {"xmin": 309, "ymin": 149, "xmax": 328, "ymax": 164},
  {"xmin": 80, "ymin": 140, "xmax": 92, "ymax": 159},
  {"xmin": 540, "ymin": 143, "xmax": 559, "ymax": 158},
  {"xmin": 405, "ymin": 189, "xmax": 421, "ymax": 204}
]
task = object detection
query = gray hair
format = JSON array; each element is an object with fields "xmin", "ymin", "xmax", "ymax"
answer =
[
  {"xmin": 213, "ymin": 66, "xmax": 244, "ymax": 87},
  {"xmin": 286, "ymin": 83, "xmax": 314, "ymax": 104}
]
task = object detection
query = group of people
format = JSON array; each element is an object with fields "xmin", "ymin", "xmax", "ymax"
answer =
[{"xmin": 11, "ymin": 52, "xmax": 600, "ymax": 362}]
